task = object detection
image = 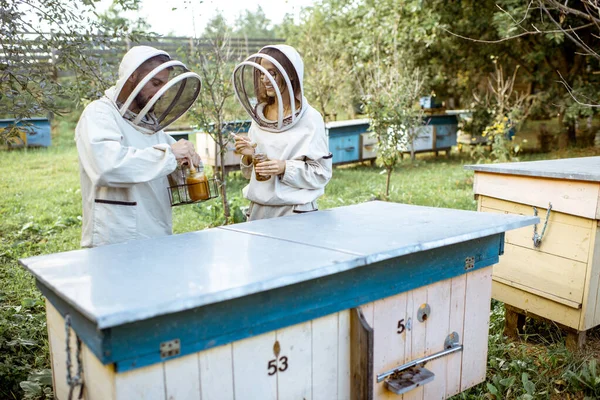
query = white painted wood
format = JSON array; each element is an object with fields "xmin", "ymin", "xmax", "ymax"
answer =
[
  {"xmin": 495, "ymin": 243, "xmax": 586, "ymax": 306},
  {"xmin": 473, "ymin": 172, "xmax": 600, "ymax": 219},
  {"xmin": 199, "ymin": 343, "xmax": 234, "ymax": 400},
  {"xmin": 277, "ymin": 321, "xmax": 312, "ymax": 400},
  {"xmin": 402, "ymin": 287, "xmax": 415, "ymax": 400},
  {"xmin": 338, "ymin": 310, "xmax": 351, "ymax": 400},
  {"xmin": 445, "ymin": 275, "xmax": 466, "ymax": 398},
  {"xmin": 403, "ymin": 286, "xmax": 428, "ymax": 400},
  {"xmin": 372, "ymin": 292, "xmax": 408, "ymax": 400},
  {"xmin": 461, "ymin": 267, "xmax": 492, "ymax": 391},
  {"xmin": 46, "ymin": 300, "xmax": 84, "ymax": 400},
  {"xmin": 423, "ymin": 281, "xmax": 451, "ymax": 400},
  {"xmin": 361, "ymin": 302, "xmax": 375, "ymax": 327},
  {"xmin": 164, "ymin": 353, "xmax": 201, "ymax": 400},
  {"xmin": 115, "ymin": 363, "xmax": 166, "ymax": 400},
  {"xmin": 82, "ymin": 345, "xmax": 115, "ymax": 400},
  {"xmin": 232, "ymin": 331, "xmax": 277, "ymax": 399},
  {"xmin": 311, "ymin": 314, "xmax": 339, "ymax": 400}
]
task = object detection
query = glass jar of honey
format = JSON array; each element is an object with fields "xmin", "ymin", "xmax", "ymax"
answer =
[
  {"xmin": 186, "ymin": 162, "xmax": 210, "ymax": 201},
  {"xmin": 253, "ymin": 152, "xmax": 271, "ymax": 182}
]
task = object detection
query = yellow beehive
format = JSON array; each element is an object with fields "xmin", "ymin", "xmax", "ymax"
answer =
[{"xmin": 467, "ymin": 156, "xmax": 600, "ymax": 348}]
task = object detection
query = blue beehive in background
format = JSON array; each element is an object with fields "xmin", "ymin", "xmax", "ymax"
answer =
[
  {"xmin": 0, "ymin": 117, "xmax": 52, "ymax": 148},
  {"xmin": 419, "ymin": 96, "xmax": 443, "ymax": 109}
]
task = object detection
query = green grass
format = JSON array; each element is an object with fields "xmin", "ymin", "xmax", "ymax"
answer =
[{"xmin": 1, "ymin": 117, "xmax": 600, "ymax": 399}]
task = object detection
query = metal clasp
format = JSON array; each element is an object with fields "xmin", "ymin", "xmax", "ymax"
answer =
[
  {"xmin": 377, "ymin": 332, "xmax": 462, "ymax": 383},
  {"xmin": 532, "ymin": 203, "xmax": 552, "ymax": 248}
]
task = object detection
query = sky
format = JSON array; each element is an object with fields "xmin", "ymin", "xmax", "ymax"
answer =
[{"xmin": 97, "ymin": 0, "xmax": 316, "ymax": 37}]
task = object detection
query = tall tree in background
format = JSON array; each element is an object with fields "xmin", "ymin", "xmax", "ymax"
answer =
[
  {"xmin": 279, "ymin": 0, "xmax": 599, "ymax": 147},
  {"xmin": 234, "ymin": 6, "xmax": 276, "ymax": 39},
  {"xmin": 0, "ymin": 0, "xmax": 149, "ymax": 143}
]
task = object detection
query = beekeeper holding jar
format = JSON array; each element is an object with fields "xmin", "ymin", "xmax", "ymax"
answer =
[
  {"xmin": 75, "ymin": 46, "xmax": 202, "ymax": 247},
  {"xmin": 232, "ymin": 45, "xmax": 332, "ymax": 221}
]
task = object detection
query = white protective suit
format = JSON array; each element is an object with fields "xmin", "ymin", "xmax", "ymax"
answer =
[
  {"xmin": 232, "ymin": 45, "xmax": 332, "ymax": 220},
  {"xmin": 75, "ymin": 46, "xmax": 201, "ymax": 247}
]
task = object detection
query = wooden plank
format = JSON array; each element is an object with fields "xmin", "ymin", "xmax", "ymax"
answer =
[
  {"xmin": 232, "ymin": 331, "xmax": 277, "ymax": 399},
  {"xmin": 481, "ymin": 196, "xmax": 593, "ymax": 228},
  {"xmin": 597, "ymin": 188, "xmax": 600, "ymax": 220},
  {"xmin": 115, "ymin": 364, "xmax": 166, "ymax": 400},
  {"xmin": 350, "ymin": 307, "xmax": 374, "ymax": 400},
  {"xmin": 493, "ymin": 276, "xmax": 581, "ymax": 309},
  {"xmin": 445, "ymin": 275, "xmax": 466, "ymax": 398},
  {"xmin": 372, "ymin": 292, "xmax": 408, "ymax": 400},
  {"xmin": 494, "ymin": 243, "xmax": 586, "ymax": 306},
  {"xmin": 82, "ymin": 345, "xmax": 116, "ymax": 400},
  {"xmin": 277, "ymin": 321, "xmax": 312, "ymax": 400},
  {"xmin": 312, "ymin": 314, "xmax": 339, "ymax": 400},
  {"xmin": 199, "ymin": 344, "xmax": 234, "ymax": 400},
  {"xmin": 473, "ymin": 172, "xmax": 600, "ymax": 219},
  {"xmin": 591, "ymin": 227, "xmax": 600, "ymax": 328},
  {"xmin": 461, "ymin": 267, "xmax": 492, "ymax": 392},
  {"xmin": 423, "ymin": 280, "xmax": 451, "ymax": 400},
  {"xmin": 46, "ymin": 300, "xmax": 84, "ymax": 400},
  {"xmin": 164, "ymin": 353, "xmax": 201, "ymax": 400},
  {"xmin": 403, "ymin": 286, "xmax": 428, "ymax": 400},
  {"xmin": 338, "ymin": 310, "xmax": 352, "ymax": 400},
  {"xmin": 493, "ymin": 280, "xmax": 581, "ymax": 329},
  {"xmin": 579, "ymin": 222, "xmax": 598, "ymax": 331},
  {"xmin": 481, "ymin": 206, "xmax": 592, "ymax": 264}
]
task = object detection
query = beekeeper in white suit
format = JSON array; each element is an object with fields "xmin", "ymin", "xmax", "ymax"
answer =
[
  {"xmin": 75, "ymin": 46, "xmax": 202, "ymax": 248},
  {"xmin": 232, "ymin": 45, "xmax": 332, "ymax": 221}
]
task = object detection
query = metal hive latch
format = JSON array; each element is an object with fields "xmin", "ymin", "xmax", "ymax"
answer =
[{"xmin": 378, "ymin": 333, "xmax": 462, "ymax": 394}]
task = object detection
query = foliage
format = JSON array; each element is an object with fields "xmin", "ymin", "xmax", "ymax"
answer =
[
  {"xmin": 470, "ymin": 63, "xmax": 532, "ymax": 163},
  {"xmin": 564, "ymin": 359, "xmax": 600, "ymax": 398},
  {"xmin": 362, "ymin": 60, "xmax": 426, "ymax": 197},
  {"xmin": 279, "ymin": 4, "xmax": 351, "ymax": 120},
  {"xmin": 0, "ymin": 0, "xmax": 151, "ymax": 143},
  {"xmin": 234, "ymin": 6, "xmax": 277, "ymax": 39},
  {"xmin": 279, "ymin": 0, "xmax": 600, "ymax": 148},
  {"xmin": 185, "ymin": 33, "xmax": 241, "ymax": 224}
]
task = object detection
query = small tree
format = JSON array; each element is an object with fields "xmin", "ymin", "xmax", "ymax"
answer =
[
  {"xmin": 186, "ymin": 34, "xmax": 237, "ymax": 224},
  {"xmin": 362, "ymin": 59, "xmax": 426, "ymax": 198},
  {"xmin": 471, "ymin": 62, "xmax": 533, "ymax": 162}
]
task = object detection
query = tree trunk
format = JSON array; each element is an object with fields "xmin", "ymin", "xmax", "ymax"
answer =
[
  {"xmin": 557, "ymin": 111, "xmax": 569, "ymax": 149},
  {"xmin": 215, "ymin": 129, "xmax": 231, "ymax": 224},
  {"xmin": 385, "ymin": 167, "xmax": 393, "ymax": 198},
  {"xmin": 567, "ymin": 122, "xmax": 577, "ymax": 147}
]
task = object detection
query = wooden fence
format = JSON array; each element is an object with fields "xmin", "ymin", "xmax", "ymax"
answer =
[{"xmin": 1, "ymin": 34, "xmax": 285, "ymax": 75}]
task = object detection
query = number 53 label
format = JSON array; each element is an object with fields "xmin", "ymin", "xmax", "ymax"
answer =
[{"xmin": 267, "ymin": 355, "xmax": 288, "ymax": 376}]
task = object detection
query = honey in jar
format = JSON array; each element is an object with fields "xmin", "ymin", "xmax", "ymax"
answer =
[
  {"xmin": 253, "ymin": 153, "xmax": 271, "ymax": 182},
  {"xmin": 186, "ymin": 163, "xmax": 210, "ymax": 201}
]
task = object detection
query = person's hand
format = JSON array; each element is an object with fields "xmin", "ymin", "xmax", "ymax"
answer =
[
  {"xmin": 171, "ymin": 139, "xmax": 196, "ymax": 166},
  {"xmin": 233, "ymin": 134, "xmax": 256, "ymax": 156},
  {"xmin": 190, "ymin": 151, "xmax": 202, "ymax": 168},
  {"xmin": 255, "ymin": 159, "xmax": 286, "ymax": 176}
]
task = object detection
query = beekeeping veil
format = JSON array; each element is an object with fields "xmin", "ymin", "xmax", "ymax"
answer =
[
  {"xmin": 106, "ymin": 46, "xmax": 202, "ymax": 134},
  {"xmin": 232, "ymin": 45, "xmax": 307, "ymax": 133}
]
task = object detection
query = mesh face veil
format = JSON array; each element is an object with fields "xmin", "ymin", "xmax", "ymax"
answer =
[
  {"xmin": 232, "ymin": 49, "xmax": 305, "ymax": 133},
  {"xmin": 118, "ymin": 60, "xmax": 201, "ymax": 133}
]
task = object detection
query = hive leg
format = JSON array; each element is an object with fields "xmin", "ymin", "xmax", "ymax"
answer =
[{"xmin": 504, "ymin": 304, "xmax": 526, "ymax": 339}]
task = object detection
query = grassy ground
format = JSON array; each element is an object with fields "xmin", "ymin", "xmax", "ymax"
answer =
[{"xmin": 1, "ymin": 117, "xmax": 600, "ymax": 399}]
